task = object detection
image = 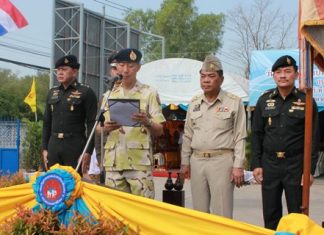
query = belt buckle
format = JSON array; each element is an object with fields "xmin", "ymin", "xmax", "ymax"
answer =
[
  {"xmin": 203, "ymin": 153, "xmax": 211, "ymax": 158},
  {"xmin": 58, "ymin": 133, "xmax": 64, "ymax": 139},
  {"xmin": 276, "ymin": 152, "xmax": 285, "ymax": 158}
]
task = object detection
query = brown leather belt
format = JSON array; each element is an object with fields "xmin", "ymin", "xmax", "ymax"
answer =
[{"xmin": 193, "ymin": 149, "xmax": 233, "ymax": 158}]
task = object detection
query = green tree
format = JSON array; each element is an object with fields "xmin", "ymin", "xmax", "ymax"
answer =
[
  {"xmin": 124, "ymin": 0, "xmax": 224, "ymax": 61},
  {"xmin": 22, "ymin": 120, "xmax": 43, "ymax": 171},
  {"xmin": 0, "ymin": 69, "xmax": 49, "ymax": 121}
]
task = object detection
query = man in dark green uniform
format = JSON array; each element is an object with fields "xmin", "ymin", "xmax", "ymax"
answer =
[
  {"xmin": 251, "ymin": 55, "xmax": 320, "ymax": 230},
  {"xmin": 42, "ymin": 55, "xmax": 97, "ymax": 175}
]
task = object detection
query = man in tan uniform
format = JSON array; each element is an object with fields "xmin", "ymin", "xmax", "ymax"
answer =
[
  {"xmin": 181, "ymin": 55, "xmax": 247, "ymax": 218},
  {"xmin": 97, "ymin": 48, "xmax": 165, "ymax": 198}
]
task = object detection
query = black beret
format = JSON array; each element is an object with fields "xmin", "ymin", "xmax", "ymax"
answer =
[
  {"xmin": 55, "ymin": 55, "xmax": 80, "ymax": 69},
  {"xmin": 108, "ymin": 52, "xmax": 118, "ymax": 67},
  {"xmin": 271, "ymin": 55, "xmax": 297, "ymax": 72},
  {"xmin": 114, "ymin": 48, "xmax": 142, "ymax": 63}
]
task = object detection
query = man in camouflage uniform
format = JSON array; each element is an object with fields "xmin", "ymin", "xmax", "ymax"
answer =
[
  {"xmin": 181, "ymin": 55, "xmax": 247, "ymax": 218},
  {"xmin": 98, "ymin": 48, "xmax": 165, "ymax": 198}
]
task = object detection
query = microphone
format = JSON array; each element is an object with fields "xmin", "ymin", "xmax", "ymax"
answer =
[{"xmin": 105, "ymin": 75, "xmax": 122, "ymax": 90}]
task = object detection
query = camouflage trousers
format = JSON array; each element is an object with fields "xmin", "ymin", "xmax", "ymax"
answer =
[{"xmin": 105, "ymin": 169, "xmax": 155, "ymax": 199}]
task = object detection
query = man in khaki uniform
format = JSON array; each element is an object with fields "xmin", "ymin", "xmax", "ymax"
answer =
[
  {"xmin": 181, "ymin": 55, "xmax": 247, "ymax": 218},
  {"xmin": 97, "ymin": 48, "xmax": 165, "ymax": 198}
]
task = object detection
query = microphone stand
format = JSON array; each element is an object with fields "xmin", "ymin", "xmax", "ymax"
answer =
[{"xmin": 75, "ymin": 76, "xmax": 121, "ymax": 174}]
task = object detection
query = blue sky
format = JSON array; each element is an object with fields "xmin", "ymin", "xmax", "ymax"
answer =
[{"xmin": 0, "ymin": 0, "xmax": 298, "ymax": 77}]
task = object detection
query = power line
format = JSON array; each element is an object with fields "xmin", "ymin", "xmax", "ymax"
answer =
[
  {"xmin": 0, "ymin": 42, "xmax": 50, "ymax": 58},
  {"xmin": 0, "ymin": 57, "xmax": 50, "ymax": 71}
]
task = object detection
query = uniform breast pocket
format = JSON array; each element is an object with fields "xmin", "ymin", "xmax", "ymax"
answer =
[
  {"xmin": 261, "ymin": 109, "xmax": 280, "ymax": 129},
  {"xmin": 214, "ymin": 112, "xmax": 233, "ymax": 129},
  {"xmin": 69, "ymin": 98, "xmax": 82, "ymax": 112},
  {"xmin": 190, "ymin": 111, "xmax": 202, "ymax": 130},
  {"xmin": 48, "ymin": 98, "xmax": 60, "ymax": 112},
  {"xmin": 286, "ymin": 110, "xmax": 305, "ymax": 129},
  {"xmin": 127, "ymin": 141, "xmax": 151, "ymax": 166}
]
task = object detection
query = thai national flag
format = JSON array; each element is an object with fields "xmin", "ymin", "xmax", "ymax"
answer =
[{"xmin": 0, "ymin": 0, "xmax": 28, "ymax": 36}]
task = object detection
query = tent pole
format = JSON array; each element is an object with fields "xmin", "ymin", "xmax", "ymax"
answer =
[{"xmin": 301, "ymin": 40, "xmax": 314, "ymax": 216}]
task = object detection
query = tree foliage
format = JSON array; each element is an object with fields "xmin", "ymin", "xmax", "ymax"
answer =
[
  {"xmin": 22, "ymin": 120, "xmax": 43, "ymax": 171},
  {"xmin": 227, "ymin": 0, "xmax": 296, "ymax": 78},
  {"xmin": 0, "ymin": 69, "xmax": 49, "ymax": 121},
  {"xmin": 124, "ymin": 0, "xmax": 225, "ymax": 61}
]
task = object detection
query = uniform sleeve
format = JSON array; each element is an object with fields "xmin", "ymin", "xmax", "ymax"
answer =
[
  {"xmin": 148, "ymin": 89, "xmax": 165, "ymax": 123},
  {"xmin": 232, "ymin": 99, "xmax": 247, "ymax": 168},
  {"xmin": 311, "ymin": 99, "xmax": 320, "ymax": 174},
  {"xmin": 251, "ymin": 98, "xmax": 265, "ymax": 170},
  {"xmin": 181, "ymin": 103, "xmax": 194, "ymax": 165},
  {"xmin": 42, "ymin": 91, "xmax": 52, "ymax": 150},
  {"xmin": 84, "ymin": 88, "xmax": 98, "ymax": 154}
]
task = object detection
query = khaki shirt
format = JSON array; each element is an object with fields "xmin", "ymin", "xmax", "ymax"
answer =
[
  {"xmin": 181, "ymin": 89, "xmax": 247, "ymax": 168},
  {"xmin": 103, "ymin": 80, "xmax": 165, "ymax": 171}
]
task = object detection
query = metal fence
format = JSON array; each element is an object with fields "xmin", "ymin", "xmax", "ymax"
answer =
[{"xmin": 0, "ymin": 117, "xmax": 26, "ymax": 173}]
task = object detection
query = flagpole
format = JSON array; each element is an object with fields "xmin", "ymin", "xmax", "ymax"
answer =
[{"xmin": 301, "ymin": 40, "xmax": 313, "ymax": 216}]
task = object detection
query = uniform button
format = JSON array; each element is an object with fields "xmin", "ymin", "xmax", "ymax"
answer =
[{"xmin": 280, "ymin": 125, "xmax": 283, "ymax": 127}]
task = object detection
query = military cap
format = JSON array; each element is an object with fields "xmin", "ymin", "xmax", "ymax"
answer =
[
  {"xmin": 114, "ymin": 48, "xmax": 142, "ymax": 63},
  {"xmin": 201, "ymin": 54, "xmax": 223, "ymax": 72},
  {"xmin": 108, "ymin": 51, "xmax": 118, "ymax": 67},
  {"xmin": 271, "ymin": 55, "xmax": 297, "ymax": 72},
  {"xmin": 55, "ymin": 55, "xmax": 80, "ymax": 69}
]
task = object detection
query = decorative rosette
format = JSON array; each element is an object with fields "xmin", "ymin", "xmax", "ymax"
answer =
[{"xmin": 32, "ymin": 164, "xmax": 82, "ymax": 213}]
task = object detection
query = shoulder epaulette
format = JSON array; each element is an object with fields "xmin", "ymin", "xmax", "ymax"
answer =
[
  {"xmin": 226, "ymin": 92, "xmax": 239, "ymax": 100},
  {"xmin": 191, "ymin": 94, "xmax": 202, "ymax": 102}
]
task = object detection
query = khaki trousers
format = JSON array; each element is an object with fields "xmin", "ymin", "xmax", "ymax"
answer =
[{"xmin": 190, "ymin": 152, "xmax": 234, "ymax": 218}]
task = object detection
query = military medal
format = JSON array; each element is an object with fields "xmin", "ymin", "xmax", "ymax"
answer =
[
  {"xmin": 70, "ymin": 105, "xmax": 74, "ymax": 111},
  {"xmin": 268, "ymin": 117, "xmax": 272, "ymax": 126}
]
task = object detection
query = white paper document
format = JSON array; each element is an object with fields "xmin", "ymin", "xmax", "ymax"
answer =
[{"xmin": 108, "ymin": 99, "xmax": 140, "ymax": 126}]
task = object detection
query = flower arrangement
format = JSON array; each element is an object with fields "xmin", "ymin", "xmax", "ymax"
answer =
[
  {"xmin": 0, "ymin": 171, "xmax": 26, "ymax": 188},
  {"xmin": 1, "ymin": 168, "xmax": 139, "ymax": 234},
  {"xmin": 1, "ymin": 206, "xmax": 139, "ymax": 234}
]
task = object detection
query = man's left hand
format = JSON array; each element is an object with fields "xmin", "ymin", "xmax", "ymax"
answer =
[
  {"xmin": 231, "ymin": 167, "xmax": 244, "ymax": 188},
  {"xmin": 82, "ymin": 153, "xmax": 91, "ymax": 175},
  {"xmin": 301, "ymin": 174, "xmax": 314, "ymax": 186}
]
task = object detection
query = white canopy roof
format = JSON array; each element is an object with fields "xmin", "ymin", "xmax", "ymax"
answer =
[{"xmin": 137, "ymin": 58, "xmax": 249, "ymax": 105}]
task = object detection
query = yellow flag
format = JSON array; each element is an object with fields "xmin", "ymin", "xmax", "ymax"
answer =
[{"xmin": 24, "ymin": 78, "xmax": 37, "ymax": 112}]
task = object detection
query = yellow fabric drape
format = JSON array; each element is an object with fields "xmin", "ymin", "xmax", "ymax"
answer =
[
  {"xmin": 1, "ymin": 178, "xmax": 323, "ymax": 235},
  {"xmin": 0, "ymin": 183, "xmax": 37, "ymax": 221},
  {"xmin": 82, "ymin": 182, "xmax": 274, "ymax": 235}
]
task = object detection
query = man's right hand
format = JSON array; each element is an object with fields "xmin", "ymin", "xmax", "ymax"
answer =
[
  {"xmin": 253, "ymin": 167, "xmax": 263, "ymax": 184},
  {"xmin": 42, "ymin": 150, "xmax": 49, "ymax": 171},
  {"xmin": 180, "ymin": 164, "xmax": 190, "ymax": 179},
  {"xmin": 103, "ymin": 121, "xmax": 121, "ymax": 133}
]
